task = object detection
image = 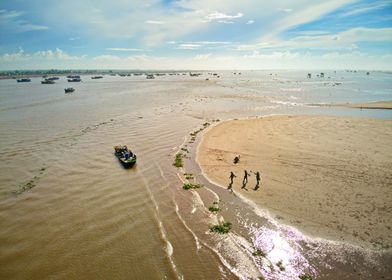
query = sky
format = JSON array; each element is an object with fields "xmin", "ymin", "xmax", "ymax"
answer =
[{"xmin": 0, "ymin": 0, "xmax": 391, "ymax": 70}]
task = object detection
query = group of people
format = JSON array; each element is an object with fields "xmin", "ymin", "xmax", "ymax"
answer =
[
  {"xmin": 228, "ymin": 169, "xmax": 261, "ymax": 191},
  {"xmin": 115, "ymin": 145, "xmax": 133, "ymax": 160}
]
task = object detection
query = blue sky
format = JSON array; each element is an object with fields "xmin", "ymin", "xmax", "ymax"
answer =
[{"xmin": 0, "ymin": 0, "xmax": 391, "ymax": 70}]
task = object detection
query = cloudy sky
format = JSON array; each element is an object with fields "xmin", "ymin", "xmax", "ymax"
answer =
[{"xmin": 0, "ymin": 0, "xmax": 391, "ymax": 70}]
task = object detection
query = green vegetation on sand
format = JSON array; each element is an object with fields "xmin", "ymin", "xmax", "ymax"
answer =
[
  {"xmin": 208, "ymin": 206, "xmax": 220, "ymax": 213},
  {"xmin": 183, "ymin": 183, "xmax": 204, "ymax": 190},
  {"xmin": 173, "ymin": 153, "xmax": 183, "ymax": 167},
  {"xmin": 209, "ymin": 222, "xmax": 232, "ymax": 234},
  {"xmin": 252, "ymin": 249, "xmax": 267, "ymax": 257}
]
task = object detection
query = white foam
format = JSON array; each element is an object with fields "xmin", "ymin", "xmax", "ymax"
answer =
[{"xmin": 174, "ymin": 201, "xmax": 201, "ymax": 251}]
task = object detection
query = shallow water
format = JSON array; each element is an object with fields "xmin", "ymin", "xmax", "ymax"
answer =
[{"xmin": 0, "ymin": 71, "xmax": 391, "ymax": 279}]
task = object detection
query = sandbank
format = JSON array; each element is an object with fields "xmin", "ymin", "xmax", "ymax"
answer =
[{"xmin": 197, "ymin": 115, "xmax": 392, "ymax": 249}]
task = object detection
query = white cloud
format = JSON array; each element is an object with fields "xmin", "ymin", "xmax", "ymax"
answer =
[
  {"xmin": 246, "ymin": 20, "xmax": 254, "ymax": 24},
  {"xmin": 193, "ymin": 53, "xmax": 212, "ymax": 60},
  {"xmin": 106, "ymin": 48, "xmax": 146, "ymax": 52},
  {"xmin": 145, "ymin": 20, "xmax": 166, "ymax": 25},
  {"xmin": 292, "ymin": 27, "xmax": 392, "ymax": 49},
  {"xmin": 33, "ymin": 48, "xmax": 86, "ymax": 60},
  {"xmin": 1, "ymin": 49, "xmax": 391, "ymax": 70},
  {"xmin": 93, "ymin": 55, "xmax": 121, "ymax": 61},
  {"xmin": 338, "ymin": 2, "xmax": 388, "ymax": 18},
  {"xmin": 203, "ymin": 11, "xmax": 243, "ymax": 22},
  {"xmin": 177, "ymin": 44, "xmax": 202, "ymax": 50},
  {"xmin": 0, "ymin": 9, "xmax": 48, "ymax": 32},
  {"xmin": 264, "ymin": 0, "xmax": 354, "ymax": 39},
  {"xmin": 190, "ymin": 41, "xmax": 232, "ymax": 45},
  {"xmin": 278, "ymin": 8, "xmax": 293, "ymax": 13},
  {"xmin": 293, "ymin": 30, "xmax": 331, "ymax": 36},
  {"xmin": 0, "ymin": 48, "xmax": 85, "ymax": 62}
]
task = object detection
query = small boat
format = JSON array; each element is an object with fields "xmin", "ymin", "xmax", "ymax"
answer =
[
  {"xmin": 91, "ymin": 76, "xmax": 103, "ymax": 79},
  {"xmin": 41, "ymin": 79, "xmax": 55, "ymax": 84},
  {"xmin": 17, "ymin": 78, "xmax": 31, "ymax": 83},
  {"xmin": 66, "ymin": 75, "xmax": 80, "ymax": 79},
  {"xmin": 146, "ymin": 74, "xmax": 155, "ymax": 79},
  {"xmin": 114, "ymin": 145, "xmax": 137, "ymax": 168},
  {"xmin": 64, "ymin": 87, "xmax": 75, "ymax": 93},
  {"xmin": 47, "ymin": 77, "xmax": 59, "ymax": 81},
  {"xmin": 68, "ymin": 78, "xmax": 81, "ymax": 82}
]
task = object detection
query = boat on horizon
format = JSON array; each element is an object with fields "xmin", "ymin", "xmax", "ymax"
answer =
[
  {"xmin": 114, "ymin": 145, "xmax": 137, "ymax": 168},
  {"xmin": 17, "ymin": 78, "xmax": 31, "ymax": 83},
  {"xmin": 146, "ymin": 74, "xmax": 155, "ymax": 79},
  {"xmin": 91, "ymin": 76, "xmax": 103, "ymax": 79},
  {"xmin": 41, "ymin": 79, "xmax": 55, "ymax": 84},
  {"xmin": 68, "ymin": 78, "xmax": 81, "ymax": 82},
  {"xmin": 64, "ymin": 87, "xmax": 75, "ymax": 93}
]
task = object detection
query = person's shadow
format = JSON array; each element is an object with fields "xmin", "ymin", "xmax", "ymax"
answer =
[
  {"xmin": 254, "ymin": 183, "xmax": 260, "ymax": 191},
  {"xmin": 241, "ymin": 182, "xmax": 248, "ymax": 191}
]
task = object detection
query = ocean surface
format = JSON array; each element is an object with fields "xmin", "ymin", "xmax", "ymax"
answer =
[{"xmin": 0, "ymin": 71, "xmax": 391, "ymax": 279}]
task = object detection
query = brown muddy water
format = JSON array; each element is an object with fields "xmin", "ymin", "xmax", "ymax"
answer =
[{"xmin": 0, "ymin": 71, "xmax": 391, "ymax": 280}]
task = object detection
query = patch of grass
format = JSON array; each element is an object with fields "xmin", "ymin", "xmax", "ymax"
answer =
[
  {"xmin": 209, "ymin": 222, "xmax": 232, "ymax": 234},
  {"xmin": 299, "ymin": 275, "xmax": 313, "ymax": 280},
  {"xmin": 183, "ymin": 183, "xmax": 204, "ymax": 190},
  {"xmin": 208, "ymin": 206, "xmax": 220, "ymax": 213},
  {"xmin": 181, "ymin": 147, "xmax": 189, "ymax": 153},
  {"xmin": 40, "ymin": 167, "xmax": 46, "ymax": 171},
  {"xmin": 184, "ymin": 173, "xmax": 194, "ymax": 180},
  {"xmin": 173, "ymin": 153, "xmax": 183, "ymax": 168},
  {"xmin": 213, "ymin": 201, "xmax": 219, "ymax": 205},
  {"xmin": 276, "ymin": 260, "xmax": 285, "ymax": 272},
  {"xmin": 252, "ymin": 249, "xmax": 267, "ymax": 257}
]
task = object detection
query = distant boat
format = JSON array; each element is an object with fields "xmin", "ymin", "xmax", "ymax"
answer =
[
  {"xmin": 66, "ymin": 75, "xmax": 80, "ymax": 79},
  {"xmin": 68, "ymin": 78, "xmax": 81, "ymax": 82},
  {"xmin": 47, "ymin": 77, "xmax": 59, "ymax": 81},
  {"xmin": 64, "ymin": 88, "xmax": 75, "ymax": 93},
  {"xmin": 17, "ymin": 78, "xmax": 31, "ymax": 83},
  {"xmin": 146, "ymin": 74, "xmax": 155, "ymax": 79},
  {"xmin": 114, "ymin": 145, "xmax": 137, "ymax": 168},
  {"xmin": 91, "ymin": 76, "xmax": 103, "ymax": 79},
  {"xmin": 41, "ymin": 79, "xmax": 55, "ymax": 84}
]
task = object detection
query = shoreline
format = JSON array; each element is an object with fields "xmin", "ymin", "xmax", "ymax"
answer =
[
  {"xmin": 308, "ymin": 100, "xmax": 392, "ymax": 110},
  {"xmin": 196, "ymin": 114, "xmax": 392, "ymax": 250}
]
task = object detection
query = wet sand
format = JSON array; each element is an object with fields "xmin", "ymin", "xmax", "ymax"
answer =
[{"xmin": 197, "ymin": 115, "xmax": 392, "ymax": 250}]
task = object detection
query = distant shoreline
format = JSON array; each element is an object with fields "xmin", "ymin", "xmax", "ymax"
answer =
[{"xmin": 308, "ymin": 100, "xmax": 392, "ymax": 110}]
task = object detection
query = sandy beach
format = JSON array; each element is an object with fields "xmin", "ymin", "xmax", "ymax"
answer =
[{"xmin": 197, "ymin": 115, "xmax": 392, "ymax": 249}]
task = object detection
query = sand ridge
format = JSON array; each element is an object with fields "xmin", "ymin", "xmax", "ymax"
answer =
[{"xmin": 197, "ymin": 115, "xmax": 392, "ymax": 250}]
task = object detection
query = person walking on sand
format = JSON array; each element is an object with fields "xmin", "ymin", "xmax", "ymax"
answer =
[
  {"xmin": 229, "ymin": 171, "xmax": 236, "ymax": 186},
  {"xmin": 242, "ymin": 170, "xmax": 251, "ymax": 186},
  {"xmin": 252, "ymin": 171, "xmax": 261, "ymax": 190}
]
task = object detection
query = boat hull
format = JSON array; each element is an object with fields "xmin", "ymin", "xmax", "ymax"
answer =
[{"xmin": 114, "ymin": 151, "xmax": 137, "ymax": 168}]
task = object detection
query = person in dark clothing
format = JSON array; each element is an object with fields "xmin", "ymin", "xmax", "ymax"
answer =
[
  {"xmin": 242, "ymin": 170, "xmax": 250, "ymax": 186},
  {"xmin": 253, "ymin": 171, "xmax": 261, "ymax": 190},
  {"xmin": 229, "ymin": 172, "xmax": 236, "ymax": 189}
]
